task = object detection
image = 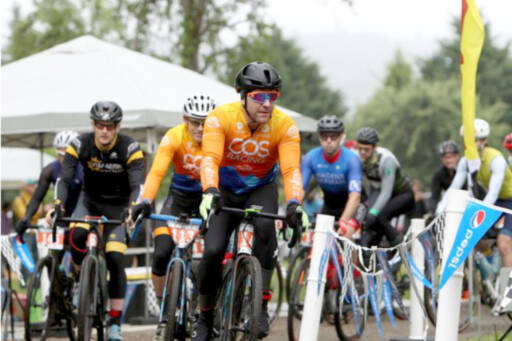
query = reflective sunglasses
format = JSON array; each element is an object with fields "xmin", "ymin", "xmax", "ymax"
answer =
[
  {"xmin": 247, "ymin": 91, "xmax": 280, "ymax": 104},
  {"xmin": 94, "ymin": 121, "xmax": 117, "ymax": 131},
  {"xmin": 319, "ymin": 133, "xmax": 342, "ymax": 141}
]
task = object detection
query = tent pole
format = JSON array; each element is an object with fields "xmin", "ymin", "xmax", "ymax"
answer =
[{"xmin": 39, "ymin": 133, "xmax": 44, "ymax": 170}]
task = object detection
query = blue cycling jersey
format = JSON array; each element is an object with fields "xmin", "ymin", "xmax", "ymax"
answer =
[{"xmin": 302, "ymin": 146, "xmax": 363, "ymax": 194}]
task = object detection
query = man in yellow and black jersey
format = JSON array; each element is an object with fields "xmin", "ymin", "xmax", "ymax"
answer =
[{"xmin": 54, "ymin": 101, "xmax": 145, "ymax": 341}]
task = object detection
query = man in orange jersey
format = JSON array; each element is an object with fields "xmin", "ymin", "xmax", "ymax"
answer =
[
  {"xmin": 130, "ymin": 94, "xmax": 216, "ymax": 341},
  {"xmin": 193, "ymin": 62, "xmax": 310, "ymax": 340}
]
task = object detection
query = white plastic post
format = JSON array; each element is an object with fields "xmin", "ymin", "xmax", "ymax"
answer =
[
  {"xmin": 409, "ymin": 218, "xmax": 425, "ymax": 340},
  {"xmin": 298, "ymin": 214, "xmax": 334, "ymax": 341},
  {"xmin": 435, "ymin": 189, "xmax": 469, "ymax": 341}
]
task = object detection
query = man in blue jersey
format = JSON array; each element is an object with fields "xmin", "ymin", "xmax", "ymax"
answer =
[{"xmin": 302, "ymin": 115, "xmax": 363, "ymax": 236}]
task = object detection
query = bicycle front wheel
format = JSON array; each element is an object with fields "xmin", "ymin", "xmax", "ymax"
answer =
[
  {"xmin": 220, "ymin": 256, "xmax": 262, "ymax": 341},
  {"xmin": 25, "ymin": 255, "xmax": 56, "ymax": 341},
  {"xmin": 77, "ymin": 256, "xmax": 97, "ymax": 341},
  {"xmin": 164, "ymin": 260, "xmax": 186, "ymax": 341}
]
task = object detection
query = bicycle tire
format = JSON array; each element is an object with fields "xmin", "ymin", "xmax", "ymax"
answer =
[
  {"xmin": 286, "ymin": 246, "xmax": 310, "ymax": 303},
  {"xmin": 269, "ymin": 259, "xmax": 284, "ymax": 326},
  {"xmin": 287, "ymin": 257, "xmax": 310, "ymax": 341},
  {"xmin": 25, "ymin": 255, "xmax": 56, "ymax": 341},
  {"xmin": 334, "ymin": 271, "xmax": 367, "ymax": 341},
  {"xmin": 423, "ymin": 261, "xmax": 479, "ymax": 332},
  {"xmin": 221, "ymin": 256, "xmax": 262, "ymax": 341},
  {"xmin": 77, "ymin": 256, "xmax": 97, "ymax": 341},
  {"xmin": 164, "ymin": 261, "xmax": 186, "ymax": 341}
]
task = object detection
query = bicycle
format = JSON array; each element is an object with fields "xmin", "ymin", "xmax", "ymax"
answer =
[
  {"xmin": 133, "ymin": 213, "xmax": 203, "ymax": 341},
  {"xmin": 213, "ymin": 205, "xmax": 297, "ymax": 341},
  {"xmin": 24, "ymin": 225, "xmax": 77, "ymax": 341},
  {"xmin": 54, "ymin": 216, "xmax": 122, "ymax": 341}
]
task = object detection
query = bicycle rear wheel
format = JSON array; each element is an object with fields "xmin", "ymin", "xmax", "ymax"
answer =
[
  {"xmin": 77, "ymin": 256, "xmax": 97, "ymax": 341},
  {"xmin": 269, "ymin": 259, "xmax": 283, "ymax": 326},
  {"xmin": 220, "ymin": 256, "xmax": 262, "ymax": 341},
  {"xmin": 334, "ymin": 271, "xmax": 367, "ymax": 341},
  {"xmin": 286, "ymin": 246, "xmax": 310, "ymax": 302},
  {"xmin": 25, "ymin": 255, "xmax": 56, "ymax": 341},
  {"xmin": 164, "ymin": 260, "xmax": 186, "ymax": 341}
]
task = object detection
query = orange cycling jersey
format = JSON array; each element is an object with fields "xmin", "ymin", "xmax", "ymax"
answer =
[
  {"xmin": 142, "ymin": 124, "xmax": 202, "ymax": 201},
  {"xmin": 200, "ymin": 102, "xmax": 303, "ymax": 203}
]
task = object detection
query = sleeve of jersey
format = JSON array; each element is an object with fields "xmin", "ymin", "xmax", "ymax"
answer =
[
  {"xmin": 372, "ymin": 157, "xmax": 397, "ymax": 212},
  {"xmin": 56, "ymin": 143, "xmax": 80, "ymax": 206},
  {"xmin": 301, "ymin": 152, "xmax": 313, "ymax": 191},
  {"xmin": 126, "ymin": 141, "xmax": 145, "ymax": 204},
  {"xmin": 25, "ymin": 165, "xmax": 53, "ymax": 220},
  {"xmin": 347, "ymin": 155, "xmax": 363, "ymax": 193},
  {"xmin": 200, "ymin": 114, "xmax": 225, "ymax": 191},
  {"xmin": 142, "ymin": 131, "xmax": 178, "ymax": 202},
  {"xmin": 278, "ymin": 119, "xmax": 303, "ymax": 203}
]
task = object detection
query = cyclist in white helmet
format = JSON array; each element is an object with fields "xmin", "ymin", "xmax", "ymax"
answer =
[
  {"xmin": 15, "ymin": 131, "xmax": 83, "ymax": 238},
  {"xmin": 129, "ymin": 94, "xmax": 216, "ymax": 341},
  {"xmin": 437, "ymin": 118, "xmax": 512, "ymax": 308}
]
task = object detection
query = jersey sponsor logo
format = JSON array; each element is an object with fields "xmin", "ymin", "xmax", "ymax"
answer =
[
  {"xmin": 87, "ymin": 156, "xmax": 124, "ymax": 173},
  {"xmin": 237, "ymin": 122, "xmax": 244, "ymax": 130},
  {"xmin": 261, "ymin": 124, "xmax": 269, "ymax": 133},
  {"xmin": 128, "ymin": 141, "xmax": 139, "ymax": 154},
  {"xmin": 183, "ymin": 153, "xmax": 202, "ymax": 175},
  {"xmin": 287, "ymin": 125, "xmax": 299, "ymax": 138},
  {"xmin": 349, "ymin": 180, "xmax": 362, "ymax": 192},
  {"xmin": 227, "ymin": 138, "xmax": 270, "ymax": 163},
  {"xmin": 160, "ymin": 135, "xmax": 170, "ymax": 147},
  {"xmin": 110, "ymin": 152, "xmax": 118, "ymax": 159},
  {"xmin": 236, "ymin": 164, "xmax": 253, "ymax": 172},
  {"xmin": 206, "ymin": 116, "xmax": 220, "ymax": 128}
]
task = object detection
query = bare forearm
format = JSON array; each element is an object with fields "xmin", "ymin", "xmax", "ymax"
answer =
[{"xmin": 341, "ymin": 192, "xmax": 361, "ymax": 221}]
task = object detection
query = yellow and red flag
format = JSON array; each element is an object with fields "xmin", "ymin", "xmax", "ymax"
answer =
[{"xmin": 460, "ymin": 0, "xmax": 485, "ymax": 173}]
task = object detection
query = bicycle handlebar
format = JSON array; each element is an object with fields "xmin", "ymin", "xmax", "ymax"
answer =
[{"xmin": 130, "ymin": 213, "xmax": 203, "ymax": 241}]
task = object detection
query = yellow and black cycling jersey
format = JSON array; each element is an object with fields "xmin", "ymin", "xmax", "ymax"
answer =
[{"xmin": 57, "ymin": 132, "xmax": 145, "ymax": 206}]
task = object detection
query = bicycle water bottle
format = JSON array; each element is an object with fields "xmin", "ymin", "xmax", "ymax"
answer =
[
  {"xmin": 491, "ymin": 248, "xmax": 502, "ymax": 275},
  {"xmin": 475, "ymin": 251, "xmax": 494, "ymax": 280}
]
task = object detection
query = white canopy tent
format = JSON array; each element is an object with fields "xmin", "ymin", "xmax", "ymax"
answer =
[
  {"xmin": 1, "ymin": 35, "xmax": 316, "ymax": 151},
  {"xmin": 1, "ymin": 148, "xmax": 56, "ymax": 189}
]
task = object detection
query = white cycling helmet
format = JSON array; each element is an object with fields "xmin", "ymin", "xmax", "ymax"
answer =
[
  {"xmin": 183, "ymin": 94, "xmax": 216, "ymax": 120},
  {"xmin": 459, "ymin": 118, "xmax": 490, "ymax": 139},
  {"xmin": 53, "ymin": 130, "xmax": 79, "ymax": 149}
]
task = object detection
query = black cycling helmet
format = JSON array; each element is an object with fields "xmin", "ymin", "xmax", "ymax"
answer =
[
  {"xmin": 356, "ymin": 127, "xmax": 379, "ymax": 145},
  {"xmin": 317, "ymin": 115, "xmax": 344, "ymax": 134},
  {"xmin": 235, "ymin": 62, "xmax": 281, "ymax": 95},
  {"xmin": 438, "ymin": 140, "xmax": 459, "ymax": 155},
  {"xmin": 90, "ymin": 101, "xmax": 123, "ymax": 123}
]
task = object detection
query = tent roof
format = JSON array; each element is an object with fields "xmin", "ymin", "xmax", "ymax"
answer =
[
  {"xmin": 1, "ymin": 35, "xmax": 316, "ymax": 148},
  {"xmin": 1, "ymin": 148, "xmax": 56, "ymax": 189}
]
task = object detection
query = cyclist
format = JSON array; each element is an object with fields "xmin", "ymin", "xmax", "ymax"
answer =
[
  {"xmin": 53, "ymin": 101, "xmax": 145, "ymax": 341},
  {"xmin": 194, "ymin": 62, "xmax": 309, "ymax": 340},
  {"xmin": 301, "ymin": 115, "xmax": 362, "ymax": 237},
  {"xmin": 356, "ymin": 127, "xmax": 414, "ymax": 247},
  {"xmin": 131, "ymin": 94, "xmax": 216, "ymax": 340},
  {"xmin": 430, "ymin": 140, "xmax": 460, "ymax": 212},
  {"xmin": 437, "ymin": 119, "xmax": 512, "ymax": 280},
  {"xmin": 504, "ymin": 132, "xmax": 512, "ymax": 166},
  {"xmin": 15, "ymin": 131, "xmax": 83, "ymax": 238}
]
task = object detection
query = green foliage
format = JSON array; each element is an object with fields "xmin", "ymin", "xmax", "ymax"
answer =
[
  {"xmin": 419, "ymin": 19, "xmax": 512, "ymax": 114},
  {"xmin": 218, "ymin": 27, "xmax": 348, "ymax": 119},
  {"xmin": 384, "ymin": 50, "xmax": 413, "ymax": 90},
  {"xmin": 5, "ymin": 0, "xmax": 86, "ymax": 62}
]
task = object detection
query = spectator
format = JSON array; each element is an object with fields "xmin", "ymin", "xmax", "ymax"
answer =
[
  {"xmin": 1, "ymin": 202, "xmax": 13, "ymax": 235},
  {"xmin": 12, "ymin": 179, "xmax": 42, "ymax": 224}
]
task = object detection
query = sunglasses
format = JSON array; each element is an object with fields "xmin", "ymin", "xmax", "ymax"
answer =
[
  {"xmin": 319, "ymin": 133, "xmax": 342, "ymax": 141},
  {"xmin": 94, "ymin": 121, "xmax": 117, "ymax": 131},
  {"xmin": 247, "ymin": 91, "xmax": 280, "ymax": 104},
  {"xmin": 187, "ymin": 119, "xmax": 205, "ymax": 128}
]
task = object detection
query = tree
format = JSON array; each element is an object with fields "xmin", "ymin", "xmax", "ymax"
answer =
[
  {"xmin": 4, "ymin": 0, "xmax": 86, "ymax": 62},
  {"xmin": 419, "ymin": 19, "xmax": 512, "ymax": 117},
  {"xmin": 218, "ymin": 27, "xmax": 348, "ymax": 120},
  {"xmin": 384, "ymin": 50, "xmax": 413, "ymax": 90}
]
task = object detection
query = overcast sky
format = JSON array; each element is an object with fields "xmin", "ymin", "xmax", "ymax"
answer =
[{"xmin": 2, "ymin": 0, "xmax": 511, "ymax": 111}]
